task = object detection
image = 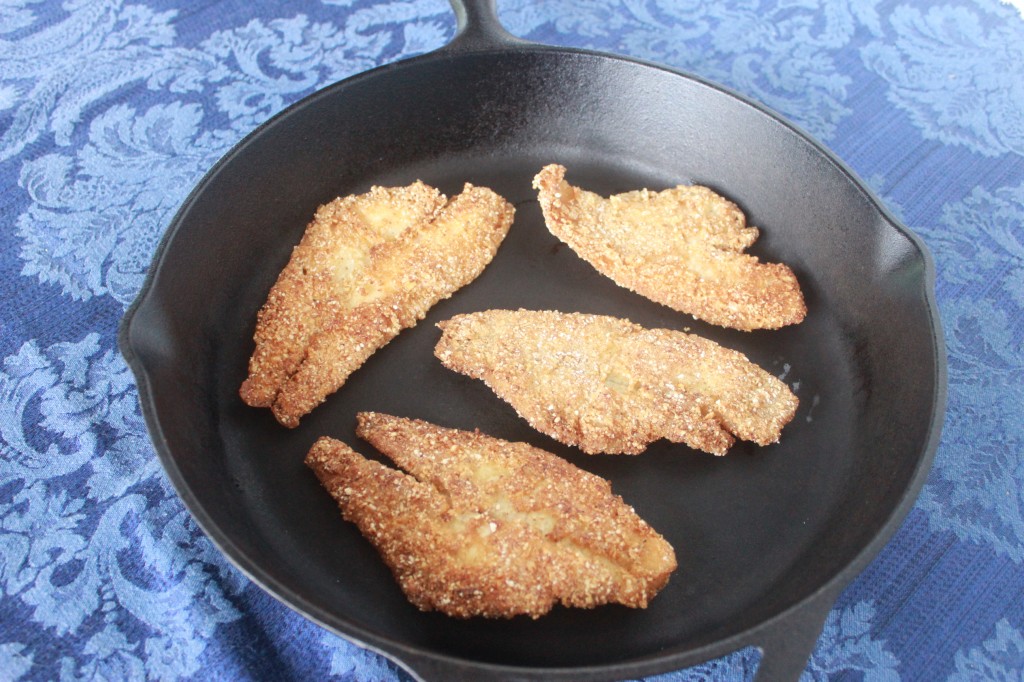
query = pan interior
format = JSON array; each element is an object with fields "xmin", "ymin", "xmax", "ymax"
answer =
[{"xmin": 127, "ymin": 48, "xmax": 939, "ymax": 669}]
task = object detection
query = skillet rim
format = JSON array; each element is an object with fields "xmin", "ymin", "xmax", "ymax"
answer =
[{"xmin": 118, "ymin": 38, "xmax": 947, "ymax": 680}]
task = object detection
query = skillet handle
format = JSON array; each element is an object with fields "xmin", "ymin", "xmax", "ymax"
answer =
[
  {"xmin": 754, "ymin": 591, "xmax": 835, "ymax": 682},
  {"xmin": 393, "ymin": 650, "xmax": 522, "ymax": 682},
  {"xmin": 443, "ymin": 0, "xmax": 523, "ymax": 52}
]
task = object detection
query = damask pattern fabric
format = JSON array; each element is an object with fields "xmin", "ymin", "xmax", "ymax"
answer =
[{"xmin": 0, "ymin": 0, "xmax": 1021, "ymax": 679}]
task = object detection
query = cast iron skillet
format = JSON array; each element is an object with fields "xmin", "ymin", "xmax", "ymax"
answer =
[{"xmin": 119, "ymin": 1, "xmax": 946, "ymax": 679}]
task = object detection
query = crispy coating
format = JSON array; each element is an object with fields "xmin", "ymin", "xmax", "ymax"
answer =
[
  {"xmin": 304, "ymin": 412, "xmax": 677, "ymax": 619},
  {"xmin": 533, "ymin": 164, "xmax": 806, "ymax": 331},
  {"xmin": 240, "ymin": 182, "xmax": 514, "ymax": 427},
  {"xmin": 435, "ymin": 310, "xmax": 798, "ymax": 456}
]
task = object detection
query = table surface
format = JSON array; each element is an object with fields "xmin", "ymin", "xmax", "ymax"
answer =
[{"xmin": 2, "ymin": 0, "xmax": 1023, "ymax": 679}]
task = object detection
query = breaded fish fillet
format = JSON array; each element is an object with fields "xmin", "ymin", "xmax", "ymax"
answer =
[
  {"xmin": 533, "ymin": 164, "xmax": 806, "ymax": 331},
  {"xmin": 435, "ymin": 310, "xmax": 798, "ymax": 456},
  {"xmin": 240, "ymin": 182, "xmax": 514, "ymax": 427},
  {"xmin": 305, "ymin": 412, "xmax": 677, "ymax": 619}
]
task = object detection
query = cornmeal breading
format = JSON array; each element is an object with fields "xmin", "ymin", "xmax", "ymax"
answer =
[
  {"xmin": 239, "ymin": 182, "xmax": 514, "ymax": 427},
  {"xmin": 435, "ymin": 310, "xmax": 798, "ymax": 456},
  {"xmin": 304, "ymin": 412, "xmax": 677, "ymax": 619},
  {"xmin": 533, "ymin": 164, "xmax": 806, "ymax": 331}
]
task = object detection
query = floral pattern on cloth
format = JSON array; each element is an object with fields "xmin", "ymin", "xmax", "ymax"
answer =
[
  {"xmin": 1, "ymin": 0, "xmax": 1023, "ymax": 680},
  {"xmin": 952, "ymin": 620, "xmax": 1024, "ymax": 680}
]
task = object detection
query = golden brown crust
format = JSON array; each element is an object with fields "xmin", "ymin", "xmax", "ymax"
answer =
[
  {"xmin": 533, "ymin": 164, "xmax": 806, "ymax": 331},
  {"xmin": 304, "ymin": 413, "xmax": 677, "ymax": 619},
  {"xmin": 435, "ymin": 309, "xmax": 799, "ymax": 456},
  {"xmin": 240, "ymin": 182, "xmax": 514, "ymax": 427}
]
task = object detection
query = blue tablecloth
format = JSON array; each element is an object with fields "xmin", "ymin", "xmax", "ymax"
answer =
[{"xmin": 2, "ymin": 0, "xmax": 1022, "ymax": 679}]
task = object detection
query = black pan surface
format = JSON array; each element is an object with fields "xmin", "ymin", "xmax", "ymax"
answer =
[{"xmin": 119, "ymin": 3, "xmax": 945, "ymax": 680}]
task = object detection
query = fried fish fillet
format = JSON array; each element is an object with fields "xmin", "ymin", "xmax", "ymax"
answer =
[
  {"xmin": 533, "ymin": 164, "xmax": 806, "ymax": 330},
  {"xmin": 435, "ymin": 310, "xmax": 798, "ymax": 456},
  {"xmin": 239, "ymin": 182, "xmax": 514, "ymax": 427},
  {"xmin": 305, "ymin": 412, "xmax": 677, "ymax": 619}
]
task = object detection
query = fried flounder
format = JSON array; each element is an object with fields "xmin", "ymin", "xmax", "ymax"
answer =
[
  {"xmin": 435, "ymin": 310, "xmax": 798, "ymax": 456},
  {"xmin": 240, "ymin": 182, "xmax": 514, "ymax": 427},
  {"xmin": 533, "ymin": 164, "xmax": 806, "ymax": 331},
  {"xmin": 305, "ymin": 412, "xmax": 677, "ymax": 619}
]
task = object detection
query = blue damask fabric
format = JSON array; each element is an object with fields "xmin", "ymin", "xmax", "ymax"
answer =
[{"xmin": 1, "ymin": 0, "xmax": 1022, "ymax": 679}]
